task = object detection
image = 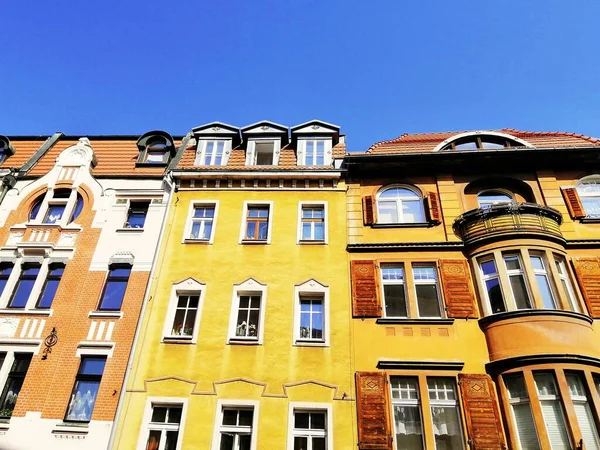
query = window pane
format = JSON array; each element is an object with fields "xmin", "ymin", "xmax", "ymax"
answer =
[
  {"xmin": 37, "ymin": 278, "xmax": 60, "ymax": 308},
  {"xmin": 151, "ymin": 406, "xmax": 167, "ymax": 423},
  {"xmin": 431, "ymin": 406, "xmax": 464, "ymax": 450},
  {"xmin": 505, "ymin": 374, "xmax": 528, "ymax": 399},
  {"xmin": 481, "ymin": 260, "xmax": 497, "ymax": 276},
  {"xmin": 313, "ymin": 437, "xmax": 326, "ymax": 450},
  {"xmin": 239, "ymin": 409, "xmax": 253, "ymax": 426},
  {"xmin": 0, "ymin": 354, "xmax": 32, "ymax": 418},
  {"xmin": 567, "ymin": 373, "xmax": 600, "ymax": 450},
  {"xmin": 146, "ymin": 152, "xmax": 167, "ymax": 163},
  {"xmin": 391, "ymin": 377, "xmax": 419, "ymax": 400},
  {"xmin": 65, "ymin": 380, "xmax": 100, "ymax": 421},
  {"xmin": 393, "ymin": 405, "xmax": 424, "ymax": 450},
  {"xmin": 582, "ymin": 198, "xmax": 600, "ymax": 217},
  {"xmin": 10, "ymin": 277, "xmax": 36, "ymax": 308},
  {"xmin": 239, "ymin": 434, "xmax": 251, "ymax": 450},
  {"xmin": 378, "ymin": 202, "xmax": 398, "ymax": 223},
  {"xmin": 99, "ymin": 280, "xmax": 128, "ymax": 310},
  {"xmin": 145, "ymin": 430, "xmax": 162, "ymax": 450},
  {"xmin": 220, "ymin": 433, "xmax": 234, "ymax": 450},
  {"xmin": 512, "ymin": 404, "xmax": 541, "ymax": 450},
  {"xmin": 295, "ymin": 412, "xmax": 310, "ymax": 428},
  {"xmin": 165, "ymin": 430, "xmax": 179, "ymax": 450},
  {"xmin": 416, "ymin": 285, "xmax": 441, "ymax": 317},
  {"xmin": 258, "ymin": 222, "xmax": 268, "ymax": 240},
  {"xmin": 44, "ymin": 204, "xmax": 66, "ymax": 223},
  {"xmin": 71, "ymin": 194, "xmax": 84, "ymax": 222},
  {"xmin": 485, "ymin": 278, "xmax": 506, "ymax": 313},
  {"xmin": 384, "ymin": 285, "xmax": 407, "ymax": 317},
  {"xmin": 80, "ymin": 357, "xmax": 107, "ymax": 376},
  {"xmin": 402, "ymin": 200, "xmax": 425, "ymax": 223},
  {"xmin": 536, "ymin": 275, "xmax": 557, "ymax": 309},
  {"xmin": 505, "ymin": 256, "xmax": 521, "ymax": 271},
  {"xmin": 222, "ymin": 409, "xmax": 237, "ymax": 425},
  {"xmin": 509, "ymin": 275, "xmax": 531, "ymax": 309}
]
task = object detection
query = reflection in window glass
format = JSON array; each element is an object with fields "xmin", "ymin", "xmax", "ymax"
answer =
[
  {"xmin": 555, "ymin": 257, "xmax": 580, "ymax": 312},
  {"xmin": 377, "ymin": 188, "xmax": 425, "ymax": 224},
  {"xmin": 0, "ymin": 354, "xmax": 32, "ymax": 418},
  {"xmin": 427, "ymin": 378, "xmax": 464, "ymax": 450},
  {"xmin": 480, "ymin": 259, "xmax": 506, "ymax": 313},
  {"xmin": 577, "ymin": 178, "xmax": 600, "ymax": 218},
  {"xmin": 477, "ymin": 191, "xmax": 513, "ymax": 209},
  {"xmin": 504, "ymin": 374, "xmax": 540, "ymax": 450},
  {"xmin": 530, "ymin": 255, "xmax": 557, "ymax": 309},
  {"xmin": 390, "ymin": 377, "xmax": 424, "ymax": 450},
  {"xmin": 413, "ymin": 265, "xmax": 442, "ymax": 318},
  {"xmin": 299, "ymin": 296, "xmax": 324, "ymax": 341},
  {"xmin": 503, "ymin": 255, "xmax": 532, "ymax": 310},
  {"xmin": 382, "ymin": 266, "xmax": 408, "ymax": 317},
  {"xmin": 145, "ymin": 405, "xmax": 183, "ymax": 450},
  {"xmin": 65, "ymin": 357, "xmax": 106, "ymax": 422},
  {"xmin": 534, "ymin": 372, "xmax": 571, "ymax": 449}
]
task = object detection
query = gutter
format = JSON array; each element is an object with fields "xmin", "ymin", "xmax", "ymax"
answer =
[{"xmin": 107, "ymin": 134, "xmax": 191, "ymax": 450}]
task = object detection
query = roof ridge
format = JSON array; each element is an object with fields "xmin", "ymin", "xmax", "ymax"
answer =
[{"xmin": 502, "ymin": 128, "xmax": 600, "ymax": 143}]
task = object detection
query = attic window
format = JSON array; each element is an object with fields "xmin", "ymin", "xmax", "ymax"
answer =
[
  {"xmin": 254, "ymin": 141, "xmax": 276, "ymax": 165},
  {"xmin": 136, "ymin": 131, "xmax": 175, "ymax": 167},
  {"xmin": 143, "ymin": 139, "xmax": 169, "ymax": 164},
  {"xmin": 441, "ymin": 135, "xmax": 523, "ymax": 151},
  {"xmin": 0, "ymin": 137, "xmax": 15, "ymax": 164}
]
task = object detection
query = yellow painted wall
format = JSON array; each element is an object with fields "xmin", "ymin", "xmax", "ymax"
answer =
[{"xmin": 114, "ymin": 185, "xmax": 356, "ymax": 449}]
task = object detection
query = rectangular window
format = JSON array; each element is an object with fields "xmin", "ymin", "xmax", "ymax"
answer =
[
  {"xmin": 413, "ymin": 265, "xmax": 442, "ymax": 318},
  {"xmin": 218, "ymin": 407, "xmax": 254, "ymax": 449},
  {"xmin": 43, "ymin": 189, "xmax": 70, "ymax": 224},
  {"xmin": 144, "ymin": 405, "xmax": 183, "ymax": 450},
  {"xmin": 169, "ymin": 294, "xmax": 199, "ymax": 338},
  {"xmin": 189, "ymin": 205, "xmax": 215, "ymax": 240},
  {"xmin": 504, "ymin": 374, "xmax": 540, "ymax": 450},
  {"xmin": 292, "ymin": 410, "xmax": 327, "ymax": 450},
  {"xmin": 9, "ymin": 265, "xmax": 40, "ymax": 308},
  {"xmin": 304, "ymin": 140, "xmax": 326, "ymax": 166},
  {"xmin": 479, "ymin": 259, "xmax": 506, "ymax": 313},
  {"xmin": 0, "ymin": 354, "xmax": 32, "ymax": 418},
  {"xmin": 426, "ymin": 378, "xmax": 464, "ymax": 449},
  {"xmin": 530, "ymin": 255, "xmax": 557, "ymax": 309},
  {"xmin": 0, "ymin": 264, "xmax": 13, "ymax": 298},
  {"xmin": 244, "ymin": 206, "xmax": 269, "ymax": 241},
  {"xmin": 566, "ymin": 372, "xmax": 600, "ymax": 449},
  {"xmin": 124, "ymin": 201, "xmax": 149, "ymax": 229},
  {"xmin": 382, "ymin": 266, "xmax": 408, "ymax": 317},
  {"xmin": 555, "ymin": 257, "xmax": 580, "ymax": 312},
  {"xmin": 503, "ymin": 254, "xmax": 532, "ymax": 309},
  {"xmin": 234, "ymin": 295, "xmax": 261, "ymax": 340},
  {"xmin": 533, "ymin": 372, "xmax": 571, "ymax": 448},
  {"xmin": 390, "ymin": 377, "xmax": 424, "ymax": 449},
  {"xmin": 145, "ymin": 151, "xmax": 169, "ymax": 164},
  {"xmin": 98, "ymin": 267, "xmax": 131, "ymax": 311},
  {"xmin": 204, "ymin": 140, "xmax": 226, "ymax": 166},
  {"xmin": 301, "ymin": 206, "xmax": 325, "ymax": 241},
  {"xmin": 254, "ymin": 141, "xmax": 275, "ymax": 165},
  {"xmin": 65, "ymin": 356, "xmax": 106, "ymax": 422},
  {"xmin": 299, "ymin": 296, "xmax": 324, "ymax": 341},
  {"xmin": 36, "ymin": 264, "xmax": 64, "ymax": 309}
]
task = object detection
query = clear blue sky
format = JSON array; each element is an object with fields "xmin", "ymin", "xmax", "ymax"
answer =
[{"xmin": 2, "ymin": 0, "xmax": 600, "ymax": 151}]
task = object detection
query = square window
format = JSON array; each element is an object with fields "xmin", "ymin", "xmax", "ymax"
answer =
[
  {"xmin": 124, "ymin": 201, "xmax": 149, "ymax": 229},
  {"xmin": 0, "ymin": 353, "xmax": 32, "ymax": 418},
  {"xmin": 234, "ymin": 295, "xmax": 261, "ymax": 340},
  {"xmin": 64, "ymin": 356, "xmax": 106, "ymax": 422},
  {"xmin": 9, "ymin": 265, "xmax": 40, "ymax": 309},
  {"xmin": 300, "ymin": 205, "xmax": 325, "ymax": 241},
  {"xmin": 188, "ymin": 205, "xmax": 215, "ymax": 241},
  {"xmin": 254, "ymin": 141, "xmax": 275, "ymax": 165},
  {"xmin": 217, "ymin": 407, "xmax": 254, "ymax": 449},
  {"xmin": 98, "ymin": 267, "xmax": 131, "ymax": 311},
  {"xmin": 144, "ymin": 404, "xmax": 183, "ymax": 450},
  {"xmin": 244, "ymin": 206, "xmax": 270, "ymax": 241}
]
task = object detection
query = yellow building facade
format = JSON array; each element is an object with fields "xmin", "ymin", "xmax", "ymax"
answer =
[{"xmin": 113, "ymin": 120, "xmax": 356, "ymax": 450}]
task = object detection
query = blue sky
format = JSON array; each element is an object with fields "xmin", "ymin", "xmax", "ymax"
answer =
[{"xmin": 2, "ymin": 0, "xmax": 600, "ymax": 151}]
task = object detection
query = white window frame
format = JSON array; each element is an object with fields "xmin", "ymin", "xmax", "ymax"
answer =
[
  {"xmin": 286, "ymin": 402, "xmax": 333, "ymax": 450},
  {"xmin": 30, "ymin": 187, "xmax": 80, "ymax": 227},
  {"xmin": 297, "ymin": 202, "xmax": 328, "ymax": 244},
  {"xmin": 182, "ymin": 201, "xmax": 219, "ymax": 244},
  {"xmin": 389, "ymin": 377, "xmax": 425, "ymax": 449},
  {"xmin": 381, "ymin": 264, "xmax": 408, "ymax": 318},
  {"xmin": 412, "ymin": 264, "xmax": 443, "ymax": 319},
  {"xmin": 162, "ymin": 278, "xmax": 206, "ymax": 343},
  {"xmin": 293, "ymin": 279, "xmax": 329, "ymax": 347},
  {"xmin": 227, "ymin": 279, "xmax": 267, "ymax": 345},
  {"xmin": 477, "ymin": 189, "xmax": 514, "ymax": 209},
  {"xmin": 296, "ymin": 138, "xmax": 333, "ymax": 166},
  {"xmin": 529, "ymin": 254, "xmax": 557, "ymax": 309},
  {"xmin": 239, "ymin": 201, "xmax": 274, "ymax": 244},
  {"xmin": 477, "ymin": 256, "xmax": 506, "ymax": 316},
  {"xmin": 376, "ymin": 185, "xmax": 426, "ymax": 224},
  {"xmin": 576, "ymin": 176, "xmax": 600, "ymax": 218},
  {"xmin": 426, "ymin": 377, "xmax": 465, "ymax": 450},
  {"xmin": 211, "ymin": 399, "xmax": 259, "ymax": 450},
  {"xmin": 194, "ymin": 139, "xmax": 232, "ymax": 166},
  {"xmin": 554, "ymin": 256, "xmax": 581, "ymax": 312},
  {"xmin": 503, "ymin": 253, "xmax": 533, "ymax": 310},
  {"xmin": 136, "ymin": 397, "xmax": 188, "ymax": 450},
  {"xmin": 246, "ymin": 138, "xmax": 281, "ymax": 166},
  {"xmin": 122, "ymin": 199, "xmax": 150, "ymax": 230}
]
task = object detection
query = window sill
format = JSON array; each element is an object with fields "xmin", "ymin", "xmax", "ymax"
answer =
[
  {"xmin": 115, "ymin": 228, "xmax": 145, "ymax": 233},
  {"xmin": 294, "ymin": 340, "xmax": 328, "ymax": 347},
  {"xmin": 163, "ymin": 336, "xmax": 195, "ymax": 344},
  {"xmin": 228, "ymin": 338, "xmax": 261, "ymax": 345},
  {"xmin": 52, "ymin": 422, "xmax": 89, "ymax": 435},
  {"xmin": 88, "ymin": 310, "xmax": 123, "ymax": 319},
  {"xmin": 376, "ymin": 318, "xmax": 455, "ymax": 325},
  {"xmin": 371, "ymin": 222, "xmax": 436, "ymax": 229},
  {"xmin": 135, "ymin": 162, "xmax": 168, "ymax": 168},
  {"xmin": 298, "ymin": 240, "xmax": 326, "ymax": 245},
  {"xmin": 0, "ymin": 308, "xmax": 53, "ymax": 317},
  {"xmin": 183, "ymin": 239, "xmax": 211, "ymax": 245},
  {"xmin": 580, "ymin": 217, "xmax": 600, "ymax": 224},
  {"xmin": 240, "ymin": 240, "xmax": 269, "ymax": 245}
]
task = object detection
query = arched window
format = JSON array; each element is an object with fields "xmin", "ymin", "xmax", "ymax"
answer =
[
  {"xmin": 576, "ymin": 177, "xmax": 600, "ymax": 218},
  {"xmin": 28, "ymin": 190, "xmax": 84, "ymax": 224},
  {"xmin": 435, "ymin": 132, "xmax": 531, "ymax": 152},
  {"xmin": 477, "ymin": 190, "xmax": 513, "ymax": 209},
  {"xmin": 377, "ymin": 186, "xmax": 425, "ymax": 224}
]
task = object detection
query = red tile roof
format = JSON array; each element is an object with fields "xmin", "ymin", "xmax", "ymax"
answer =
[
  {"xmin": 1, "ymin": 138, "xmax": 48, "ymax": 169},
  {"xmin": 366, "ymin": 129, "xmax": 600, "ymax": 154}
]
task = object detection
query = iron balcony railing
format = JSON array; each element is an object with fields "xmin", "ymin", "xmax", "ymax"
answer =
[{"xmin": 453, "ymin": 202, "xmax": 563, "ymax": 244}]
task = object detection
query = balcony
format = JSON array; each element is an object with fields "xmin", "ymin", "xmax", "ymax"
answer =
[{"xmin": 453, "ymin": 203, "xmax": 563, "ymax": 246}]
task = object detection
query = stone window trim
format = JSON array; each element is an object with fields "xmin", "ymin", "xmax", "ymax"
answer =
[
  {"xmin": 182, "ymin": 200, "xmax": 219, "ymax": 244},
  {"xmin": 211, "ymin": 399, "xmax": 259, "ymax": 450},
  {"xmin": 286, "ymin": 402, "xmax": 334, "ymax": 450},
  {"xmin": 238, "ymin": 201, "xmax": 274, "ymax": 245},
  {"xmin": 471, "ymin": 247, "xmax": 584, "ymax": 317},
  {"xmin": 297, "ymin": 201, "xmax": 328, "ymax": 245},
  {"xmin": 136, "ymin": 397, "xmax": 189, "ymax": 450},
  {"xmin": 227, "ymin": 279, "xmax": 267, "ymax": 345},
  {"xmin": 162, "ymin": 278, "xmax": 206, "ymax": 344},
  {"xmin": 293, "ymin": 279, "xmax": 330, "ymax": 347}
]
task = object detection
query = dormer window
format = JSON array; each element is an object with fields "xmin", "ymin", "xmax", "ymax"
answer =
[
  {"xmin": 254, "ymin": 141, "xmax": 276, "ymax": 165},
  {"xmin": 291, "ymin": 120, "xmax": 339, "ymax": 167},
  {"xmin": 241, "ymin": 121, "xmax": 288, "ymax": 167},
  {"xmin": 191, "ymin": 122, "xmax": 239, "ymax": 167},
  {"xmin": 136, "ymin": 131, "xmax": 175, "ymax": 167},
  {"xmin": 435, "ymin": 132, "xmax": 531, "ymax": 152}
]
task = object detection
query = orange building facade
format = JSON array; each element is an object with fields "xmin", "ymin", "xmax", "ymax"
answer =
[
  {"xmin": 0, "ymin": 133, "xmax": 178, "ymax": 450},
  {"xmin": 347, "ymin": 130, "xmax": 600, "ymax": 450}
]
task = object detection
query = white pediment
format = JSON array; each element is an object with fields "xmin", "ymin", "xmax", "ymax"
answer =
[
  {"xmin": 192, "ymin": 122, "xmax": 240, "ymax": 136},
  {"xmin": 241, "ymin": 121, "xmax": 288, "ymax": 135},
  {"xmin": 173, "ymin": 277, "xmax": 205, "ymax": 290},
  {"xmin": 291, "ymin": 120, "xmax": 340, "ymax": 135},
  {"xmin": 295, "ymin": 278, "xmax": 329, "ymax": 292}
]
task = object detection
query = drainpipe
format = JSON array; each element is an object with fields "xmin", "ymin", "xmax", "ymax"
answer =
[{"xmin": 107, "ymin": 133, "xmax": 191, "ymax": 450}]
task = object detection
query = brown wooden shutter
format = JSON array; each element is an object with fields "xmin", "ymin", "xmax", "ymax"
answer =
[
  {"xmin": 351, "ymin": 260, "xmax": 381, "ymax": 317},
  {"xmin": 425, "ymin": 191, "xmax": 442, "ymax": 223},
  {"xmin": 363, "ymin": 195, "xmax": 377, "ymax": 225},
  {"xmin": 572, "ymin": 257, "xmax": 600, "ymax": 318},
  {"xmin": 561, "ymin": 187, "xmax": 586, "ymax": 219},
  {"xmin": 356, "ymin": 372, "xmax": 392, "ymax": 450},
  {"xmin": 459, "ymin": 374, "xmax": 506, "ymax": 449},
  {"xmin": 439, "ymin": 260, "xmax": 478, "ymax": 319}
]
